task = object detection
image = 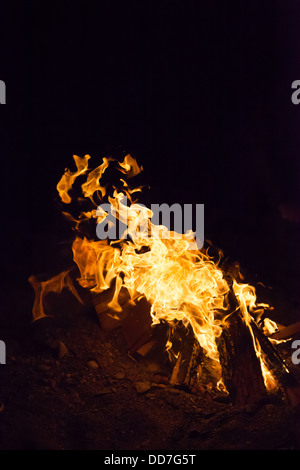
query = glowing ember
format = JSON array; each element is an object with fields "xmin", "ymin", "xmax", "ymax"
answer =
[{"xmin": 30, "ymin": 154, "xmax": 281, "ymax": 391}]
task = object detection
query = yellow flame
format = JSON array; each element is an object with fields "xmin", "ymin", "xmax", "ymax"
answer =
[
  {"xmin": 56, "ymin": 154, "xmax": 91, "ymax": 204},
  {"xmin": 118, "ymin": 154, "xmax": 143, "ymax": 177}
]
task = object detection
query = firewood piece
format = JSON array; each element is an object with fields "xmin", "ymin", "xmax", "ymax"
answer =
[
  {"xmin": 121, "ymin": 297, "xmax": 153, "ymax": 355},
  {"xmin": 93, "ymin": 287, "xmax": 131, "ymax": 330},
  {"xmin": 270, "ymin": 322, "xmax": 300, "ymax": 341},
  {"xmin": 136, "ymin": 339, "xmax": 157, "ymax": 358},
  {"xmin": 250, "ymin": 318, "xmax": 300, "ymax": 406},
  {"xmin": 217, "ymin": 310, "xmax": 267, "ymax": 406},
  {"xmin": 170, "ymin": 327, "xmax": 201, "ymax": 387}
]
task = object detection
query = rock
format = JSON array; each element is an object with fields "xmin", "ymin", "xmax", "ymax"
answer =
[
  {"xmin": 57, "ymin": 341, "xmax": 68, "ymax": 359},
  {"xmin": 87, "ymin": 360, "xmax": 99, "ymax": 370},
  {"xmin": 152, "ymin": 374, "xmax": 169, "ymax": 385},
  {"xmin": 114, "ymin": 371, "xmax": 125, "ymax": 380},
  {"xmin": 135, "ymin": 381, "xmax": 151, "ymax": 394}
]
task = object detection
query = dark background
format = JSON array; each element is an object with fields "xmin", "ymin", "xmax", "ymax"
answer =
[{"xmin": 1, "ymin": 1, "xmax": 300, "ymax": 323}]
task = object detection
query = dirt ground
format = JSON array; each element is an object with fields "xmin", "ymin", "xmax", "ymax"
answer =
[{"xmin": 1, "ymin": 279, "xmax": 300, "ymax": 451}]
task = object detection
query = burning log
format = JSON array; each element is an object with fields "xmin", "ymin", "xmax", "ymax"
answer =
[
  {"xmin": 217, "ymin": 287, "xmax": 267, "ymax": 406},
  {"xmin": 217, "ymin": 310, "xmax": 267, "ymax": 405},
  {"xmin": 217, "ymin": 280, "xmax": 300, "ymax": 406},
  {"xmin": 250, "ymin": 318, "xmax": 300, "ymax": 406},
  {"xmin": 170, "ymin": 326, "xmax": 201, "ymax": 388}
]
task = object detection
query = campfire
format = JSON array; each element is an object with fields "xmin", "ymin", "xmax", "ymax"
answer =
[{"xmin": 29, "ymin": 154, "xmax": 300, "ymax": 407}]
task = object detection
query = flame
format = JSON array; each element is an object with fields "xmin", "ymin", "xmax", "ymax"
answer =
[
  {"xmin": 56, "ymin": 154, "xmax": 91, "ymax": 204},
  {"xmin": 31, "ymin": 154, "xmax": 280, "ymax": 392},
  {"xmin": 28, "ymin": 270, "xmax": 83, "ymax": 321},
  {"xmin": 118, "ymin": 154, "xmax": 143, "ymax": 177}
]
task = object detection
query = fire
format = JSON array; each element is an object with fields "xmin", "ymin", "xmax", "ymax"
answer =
[{"xmin": 30, "ymin": 154, "xmax": 280, "ymax": 392}]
